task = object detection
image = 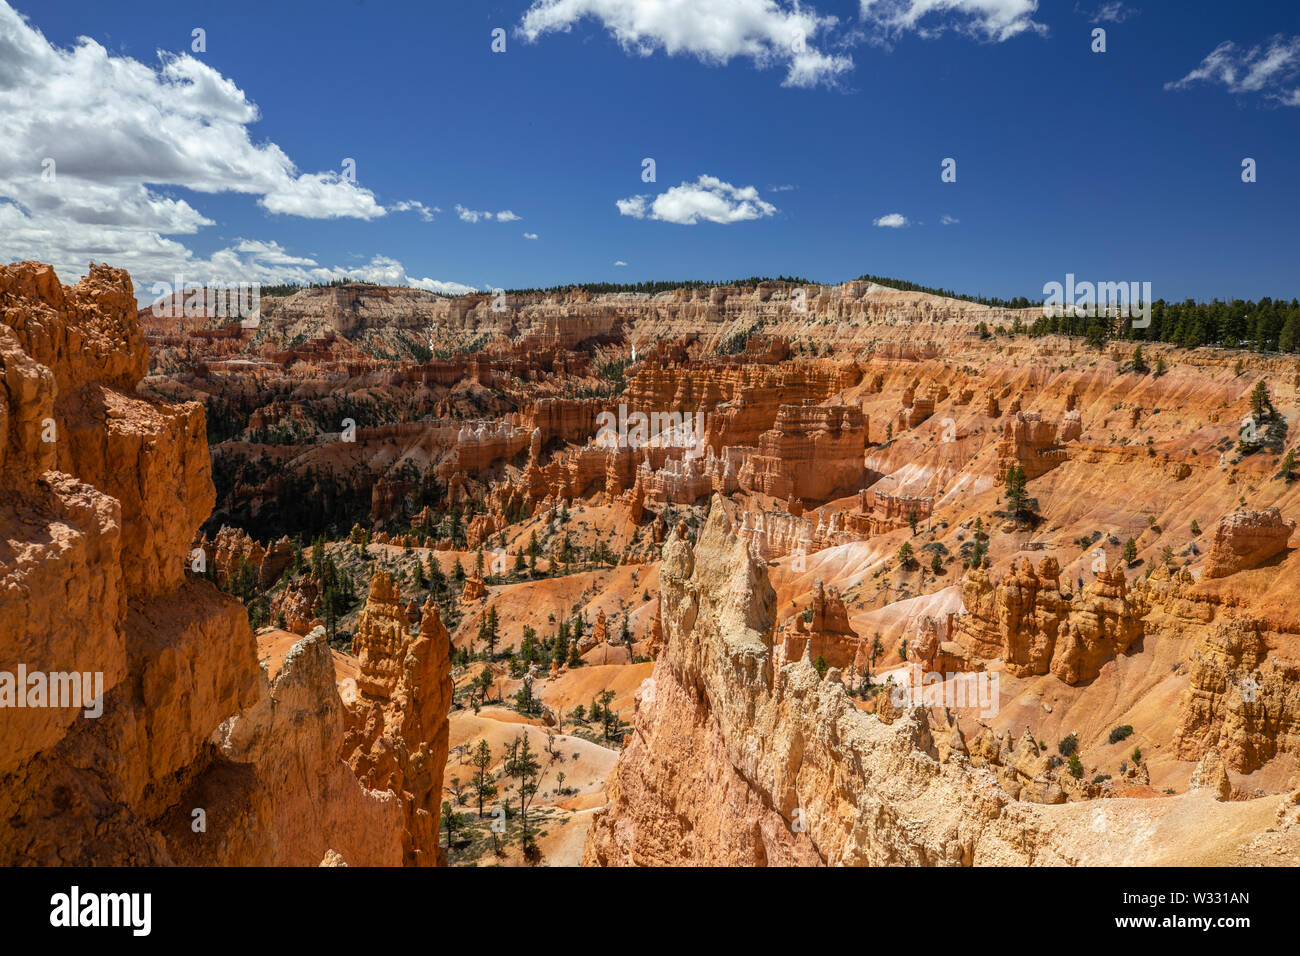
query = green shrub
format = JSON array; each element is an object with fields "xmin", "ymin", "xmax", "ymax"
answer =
[{"xmin": 1108, "ymin": 725, "xmax": 1134, "ymax": 744}]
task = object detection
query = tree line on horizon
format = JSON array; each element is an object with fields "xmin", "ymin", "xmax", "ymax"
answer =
[{"xmin": 1019, "ymin": 297, "xmax": 1300, "ymax": 354}]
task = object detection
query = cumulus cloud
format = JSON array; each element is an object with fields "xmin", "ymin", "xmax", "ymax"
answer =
[
  {"xmin": 456, "ymin": 204, "xmax": 522, "ymax": 223},
  {"xmin": 1166, "ymin": 35, "xmax": 1300, "ymax": 107},
  {"xmin": 517, "ymin": 0, "xmax": 853, "ymax": 89},
  {"xmin": 614, "ymin": 260, "xmax": 628, "ymax": 266},
  {"xmin": 523, "ymin": 232, "xmax": 539, "ymax": 239},
  {"xmin": 0, "ymin": 2, "xmax": 448, "ymax": 296},
  {"xmin": 873, "ymin": 212, "xmax": 909, "ymax": 227},
  {"xmin": 617, "ymin": 175, "xmax": 777, "ymax": 225},
  {"xmin": 940, "ymin": 213, "xmax": 959, "ymax": 225},
  {"xmin": 112, "ymin": 239, "xmax": 475, "ymax": 302},
  {"xmin": 859, "ymin": 0, "xmax": 1045, "ymax": 42},
  {"xmin": 405, "ymin": 273, "xmax": 480, "ymax": 296}
]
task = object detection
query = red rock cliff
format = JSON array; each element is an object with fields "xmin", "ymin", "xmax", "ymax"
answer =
[{"xmin": 0, "ymin": 262, "xmax": 448, "ymax": 865}]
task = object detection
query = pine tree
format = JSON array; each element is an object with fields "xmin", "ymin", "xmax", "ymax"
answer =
[
  {"xmin": 1004, "ymin": 463, "xmax": 1029, "ymax": 518},
  {"xmin": 1251, "ymin": 379, "xmax": 1272, "ymax": 419},
  {"xmin": 1280, "ymin": 313, "xmax": 1300, "ymax": 353},
  {"xmin": 441, "ymin": 800, "xmax": 462, "ymax": 854},
  {"xmin": 1280, "ymin": 449, "xmax": 1297, "ymax": 483},
  {"xmin": 552, "ymin": 625, "xmax": 569, "ymax": 669},
  {"xmin": 478, "ymin": 606, "xmax": 500, "ymax": 658},
  {"xmin": 504, "ymin": 734, "xmax": 542, "ymax": 857},
  {"xmin": 897, "ymin": 541, "xmax": 914, "ymax": 569},
  {"xmin": 427, "ymin": 554, "xmax": 446, "ymax": 596},
  {"xmin": 470, "ymin": 739, "xmax": 497, "ymax": 817},
  {"xmin": 1131, "ymin": 345, "xmax": 1148, "ymax": 373}
]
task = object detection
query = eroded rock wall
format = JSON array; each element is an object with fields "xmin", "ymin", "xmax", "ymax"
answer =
[
  {"xmin": 583, "ymin": 497, "xmax": 1300, "ymax": 866},
  {"xmin": 0, "ymin": 262, "xmax": 448, "ymax": 866}
]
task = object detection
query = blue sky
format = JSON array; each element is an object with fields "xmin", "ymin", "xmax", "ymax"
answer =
[{"xmin": 4, "ymin": 0, "xmax": 1300, "ymax": 302}]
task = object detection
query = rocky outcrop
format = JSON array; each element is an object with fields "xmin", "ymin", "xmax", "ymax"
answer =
[
  {"xmin": 345, "ymin": 572, "xmax": 453, "ymax": 866},
  {"xmin": 578, "ymin": 609, "xmax": 609, "ymax": 654},
  {"xmin": 1202, "ymin": 508, "xmax": 1295, "ymax": 579},
  {"xmin": 582, "ymin": 497, "xmax": 1300, "ymax": 866},
  {"xmin": 951, "ymin": 557, "xmax": 1143, "ymax": 684},
  {"xmin": 461, "ymin": 571, "xmax": 487, "ymax": 602},
  {"xmin": 1173, "ymin": 620, "xmax": 1300, "ymax": 772},
  {"xmin": 738, "ymin": 404, "xmax": 866, "ymax": 504},
  {"xmin": 273, "ymin": 576, "xmax": 321, "ymax": 634},
  {"xmin": 0, "ymin": 262, "xmax": 257, "ymax": 863},
  {"xmin": 200, "ymin": 526, "xmax": 295, "ymax": 590},
  {"xmin": 995, "ymin": 410, "xmax": 1069, "ymax": 482},
  {"xmin": 181, "ymin": 627, "xmax": 407, "ymax": 865},
  {"xmin": 0, "ymin": 262, "xmax": 449, "ymax": 866},
  {"xmin": 784, "ymin": 579, "xmax": 859, "ymax": 669}
]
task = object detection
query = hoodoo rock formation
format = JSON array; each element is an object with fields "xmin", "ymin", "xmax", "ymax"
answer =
[
  {"xmin": 582, "ymin": 498, "xmax": 1300, "ymax": 866},
  {"xmin": 345, "ymin": 572, "xmax": 453, "ymax": 866},
  {"xmin": 784, "ymin": 579, "xmax": 860, "ymax": 669},
  {"xmin": 951, "ymin": 557, "xmax": 1144, "ymax": 684}
]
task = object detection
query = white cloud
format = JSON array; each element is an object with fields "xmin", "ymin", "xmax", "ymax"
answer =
[
  {"xmin": 391, "ymin": 200, "xmax": 438, "ymax": 221},
  {"xmin": 940, "ymin": 213, "xmax": 959, "ymax": 225},
  {"xmin": 1166, "ymin": 35, "xmax": 1300, "ymax": 107},
  {"xmin": 615, "ymin": 196, "xmax": 648, "ymax": 218},
  {"xmin": 405, "ymin": 274, "xmax": 479, "ymax": 296},
  {"xmin": 93, "ymin": 234, "xmax": 474, "ymax": 301},
  {"xmin": 455, "ymin": 204, "xmax": 522, "ymax": 223},
  {"xmin": 873, "ymin": 212, "xmax": 909, "ymax": 227},
  {"xmin": 1075, "ymin": 1, "xmax": 1137, "ymax": 23},
  {"xmin": 859, "ymin": 0, "xmax": 1045, "ymax": 42},
  {"xmin": 523, "ymin": 232, "xmax": 539, "ymax": 239},
  {"xmin": 617, "ymin": 175, "xmax": 776, "ymax": 225},
  {"xmin": 518, "ymin": 0, "xmax": 853, "ymax": 89},
  {"xmin": 0, "ymin": 2, "xmax": 449, "ymax": 297},
  {"xmin": 768, "ymin": 184, "xmax": 797, "ymax": 192},
  {"xmin": 0, "ymin": 6, "xmax": 390, "ymax": 222},
  {"xmin": 614, "ymin": 260, "xmax": 628, "ymax": 266}
]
